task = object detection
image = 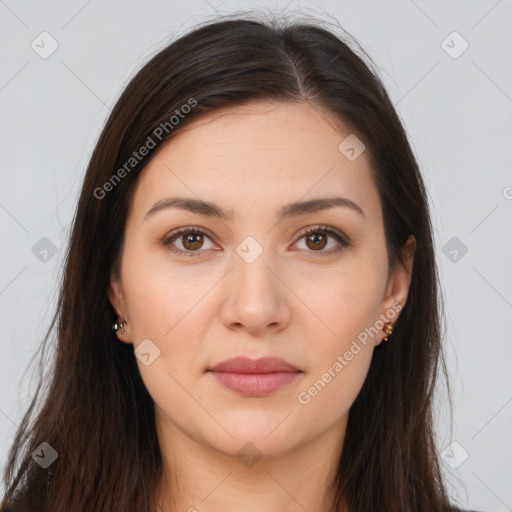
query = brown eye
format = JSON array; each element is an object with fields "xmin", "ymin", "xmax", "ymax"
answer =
[
  {"xmin": 182, "ymin": 232, "xmax": 204, "ymax": 251},
  {"xmin": 294, "ymin": 226, "xmax": 350, "ymax": 257},
  {"xmin": 162, "ymin": 227, "xmax": 216, "ymax": 256},
  {"xmin": 305, "ymin": 232, "xmax": 328, "ymax": 251}
]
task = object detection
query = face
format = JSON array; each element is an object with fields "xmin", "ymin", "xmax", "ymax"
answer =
[{"xmin": 108, "ymin": 100, "xmax": 415, "ymax": 460}]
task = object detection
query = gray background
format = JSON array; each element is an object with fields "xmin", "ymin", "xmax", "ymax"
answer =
[{"xmin": 1, "ymin": 1, "xmax": 511, "ymax": 510}]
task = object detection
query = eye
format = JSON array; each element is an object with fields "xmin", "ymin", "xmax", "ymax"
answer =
[
  {"xmin": 162, "ymin": 225, "xmax": 350, "ymax": 257},
  {"xmin": 162, "ymin": 227, "xmax": 216, "ymax": 257},
  {"xmin": 293, "ymin": 225, "xmax": 350, "ymax": 257}
]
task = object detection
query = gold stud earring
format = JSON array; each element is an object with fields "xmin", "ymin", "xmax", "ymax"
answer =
[
  {"xmin": 382, "ymin": 321, "xmax": 393, "ymax": 342},
  {"xmin": 112, "ymin": 319, "xmax": 127, "ymax": 335}
]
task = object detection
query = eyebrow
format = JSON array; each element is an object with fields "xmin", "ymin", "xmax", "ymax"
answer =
[{"xmin": 144, "ymin": 195, "xmax": 366, "ymax": 222}]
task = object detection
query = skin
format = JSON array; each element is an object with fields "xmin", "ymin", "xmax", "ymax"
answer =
[{"xmin": 108, "ymin": 100, "xmax": 416, "ymax": 512}]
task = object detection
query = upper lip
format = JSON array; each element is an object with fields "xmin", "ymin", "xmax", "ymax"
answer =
[{"xmin": 208, "ymin": 356, "xmax": 301, "ymax": 374}]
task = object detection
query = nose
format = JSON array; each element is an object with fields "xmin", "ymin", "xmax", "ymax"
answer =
[{"xmin": 218, "ymin": 250, "xmax": 291, "ymax": 337}]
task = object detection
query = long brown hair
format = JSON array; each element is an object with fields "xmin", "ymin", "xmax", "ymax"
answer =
[{"xmin": 2, "ymin": 11, "xmax": 454, "ymax": 512}]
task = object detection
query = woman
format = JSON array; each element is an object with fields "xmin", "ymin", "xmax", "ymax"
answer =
[{"xmin": 1, "ymin": 12, "xmax": 481, "ymax": 512}]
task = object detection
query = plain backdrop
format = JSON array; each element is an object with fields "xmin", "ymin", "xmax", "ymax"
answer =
[{"xmin": 1, "ymin": 1, "xmax": 511, "ymax": 510}]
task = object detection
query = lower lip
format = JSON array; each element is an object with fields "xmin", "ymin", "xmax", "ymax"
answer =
[{"xmin": 209, "ymin": 371, "xmax": 302, "ymax": 397}]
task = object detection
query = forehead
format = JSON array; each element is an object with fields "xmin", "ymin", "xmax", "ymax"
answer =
[
  {"xmin": 130, "ymin": 100, "xmax": 380, "ymax": 222},
  {"xmin": 164, "ymin": 100, "xmax": 355, "ymax": 158}
]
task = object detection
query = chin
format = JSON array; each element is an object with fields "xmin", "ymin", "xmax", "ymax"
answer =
[{"xmin": 201, "ymin": 419, "xmax": 301, "ymax": 460}]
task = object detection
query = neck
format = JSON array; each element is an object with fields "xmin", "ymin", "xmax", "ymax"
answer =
[{"xmin": 153, "ymin": 407, "xmax": 348, "ymax": 512}]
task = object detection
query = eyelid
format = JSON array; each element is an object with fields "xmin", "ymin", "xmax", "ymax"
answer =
[{"xmin": 161, "ymin": 224, "xmax": 350, "ymax": 257}]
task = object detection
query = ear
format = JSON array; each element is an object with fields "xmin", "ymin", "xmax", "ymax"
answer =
[
  {"xmin": 377, "ymin": 234, "xmax": 416, "ymax": 344},
  {"xmin": 108, "ymin": 270, "xmax": 132, "ymax": 344}
]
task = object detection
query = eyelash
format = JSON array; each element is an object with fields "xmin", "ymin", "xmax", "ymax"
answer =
[{"xmin": 161, "ymin": 225, "xmax": 350, "ymax": 258}]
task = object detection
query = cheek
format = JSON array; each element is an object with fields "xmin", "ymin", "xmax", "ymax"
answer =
[
  {"xmin": 295, "ymin": 342, "xmax": 373, "ymax": 430},
  {"xmin": 310, "ymin": 257, "xmax": 387, "ymax": 348},
  {"xmin": 296, "ymin": 268, "xmax": 380, "ymax": 414},
  {"xmin": 120, "ymin": 246, "xmax": 215, "ymax": 394},
  {"xmin": 294, "ymin": 257, "xmax": 385, "ymax": 411},
  {"xmin": 120, "ymin": 243, "xmax": 209, "ymax": 340}
]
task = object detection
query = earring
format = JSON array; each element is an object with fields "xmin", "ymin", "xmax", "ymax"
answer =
[
  {"xmin": 382, "ymin": 321, "xmax": 393, "ymax": 342},
  {"xmin": 112, "ymin": 319, "xmax": 127, "ymax": 335}
]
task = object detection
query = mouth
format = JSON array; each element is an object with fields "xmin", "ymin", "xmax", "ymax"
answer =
[{"xmin": 207, "ymin": 356, "xmax": 303, "ymax": 397}]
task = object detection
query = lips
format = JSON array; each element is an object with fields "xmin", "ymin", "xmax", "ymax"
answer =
[{"xmin": 207, "ymin": 356, "xmax": 302, "ymax": 397}]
